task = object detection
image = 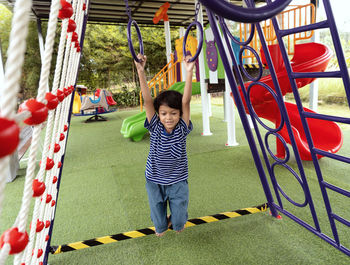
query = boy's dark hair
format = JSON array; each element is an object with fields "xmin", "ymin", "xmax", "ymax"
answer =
[{"xmin": 153, "ymin": 90, "xmax": 183, "ymax": 116}]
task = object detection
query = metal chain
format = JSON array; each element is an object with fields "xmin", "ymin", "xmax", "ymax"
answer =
[
  {"xmin": 124, "ymin": 0, "xmax": 132, "ymax": 20},
  {"xmin": 194, "ymin": 2, "xmax": 200, "ymax": 21}
]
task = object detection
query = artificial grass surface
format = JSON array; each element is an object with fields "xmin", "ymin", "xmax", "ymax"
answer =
[{"xmin": 2, "ymin": 101, "xmax": 350, "ymax": 264}]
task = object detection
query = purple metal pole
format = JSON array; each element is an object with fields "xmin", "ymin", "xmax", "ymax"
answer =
[{"xmin": 207, "ymin": 9, "xmax": 279, "ymax": 218}]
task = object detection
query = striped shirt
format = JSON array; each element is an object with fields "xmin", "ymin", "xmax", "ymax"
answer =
[{"xmin": 144, "ymin": 114, "xmax": 193, "ymax": 185}]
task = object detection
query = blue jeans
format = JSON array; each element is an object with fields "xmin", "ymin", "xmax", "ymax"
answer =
[{"xmin": 145, "ymin": 179, "xmax": 189, "ymax": 233}]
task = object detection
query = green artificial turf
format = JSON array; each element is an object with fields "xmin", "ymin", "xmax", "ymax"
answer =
[{"xmin": 2, "ymin": 101, "xmax": 350, "ymax": 265}]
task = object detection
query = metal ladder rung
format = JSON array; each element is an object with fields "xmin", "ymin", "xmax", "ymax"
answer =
[
  {"xmin": 303, "ymin": 112, "xmax": 350, "ymax": 124},
  {"xmin": 291, "ymin": 71, "xmax": 342, "ymax": 79},
  {"xmin": 279, "ymin": 20, "xmax": 329, "ymax": 37},
  {"xmin": 332, "ymin": 213, "xmax": 350, "ymax": 227},
  {"xmin": 313, "ymin": 148, "xmax": 350, "ymax": 164},
  {"xmin": 322, "ymin": 181, "xmax": 350, "ymax": 198}
]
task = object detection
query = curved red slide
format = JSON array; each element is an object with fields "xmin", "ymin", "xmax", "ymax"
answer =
[{"xmin": 238, "ymin": 42, "xmax": 343, "ymax": 160}]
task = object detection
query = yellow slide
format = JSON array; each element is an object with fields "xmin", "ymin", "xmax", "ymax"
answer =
[{"xmin": 72, "ymin": 92, "xmax": 81, "ymax": 114}]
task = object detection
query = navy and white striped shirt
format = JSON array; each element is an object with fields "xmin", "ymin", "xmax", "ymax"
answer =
[{"xmin": 144, "ymin": 114, "xmax": 193, "ymax": 185}]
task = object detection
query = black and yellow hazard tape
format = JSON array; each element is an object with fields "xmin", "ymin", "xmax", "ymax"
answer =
[
  {"xmin": 50, "ymin": 203, "xmax": 268, "ymax": 255},
  {"xmin": 242, "ymin": 64, "xmax": 267, "ymax": 69}
]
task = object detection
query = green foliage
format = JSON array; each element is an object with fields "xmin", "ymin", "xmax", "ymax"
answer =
[
  {"xmin": 112, "ymin": 85, "xmax": 140, "ymax": 107},
  {"xmin": 78, "ymin": 24, "xmax": 179, "ymax": 90},
  {"xmin": 1, "ymin": 5, "xmax": 42, "ymax": 99},
  {"xmin": 1, "ymin": 3, "xmax": 179, "ymax": 102},
  {"xmin": 0, "ymin": 5, "xmax": 11, "ymax": 55}
]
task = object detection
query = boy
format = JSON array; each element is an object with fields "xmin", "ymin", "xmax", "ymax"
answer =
[{"xmin": 135, "ymin": 53, "xmax": 195, "ymax": 236}]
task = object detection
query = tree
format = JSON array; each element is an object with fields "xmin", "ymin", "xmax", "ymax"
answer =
[{"xmin": 78, "ymin": 23, "xmax": 179, "ymax": 90}]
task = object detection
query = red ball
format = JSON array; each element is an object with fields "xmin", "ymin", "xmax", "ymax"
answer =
[
  {"xmin": 0, "ymin": 227, "xmax": 29, "ymax": 255},
  {"xmin": 37, "ymin": 248, "xmax": 43, "ymax": 258},
  {"xmin": 60, "ymin": 133, "xmax": 65, "ymax": 141},
  {"xmin": 52, "ymin": 176, "xmax": 58, "ymax": 184},
  {"xmin": 18, "ymin": 99, "xmax": 48, "ymax": 126},
  {"xmin": 58, "ymin": 0, "xmax": 73, "ymax": 19},
  {"xmin": 64, "ymin": 124, "xmax": 68, "ymax": 132},
  {"xmin": 45, "ymin": 157, "xmax": 54, "ymax": 170},
  {"xmin": 71, "ymin": 31, "xmax": 78, "ymax": 42},
  {"xmin": 45, "ymin": 220, "xmax": 51, "ymax": 229},
  {"xmin": 63, "ymin": 87, "xmax": 69, "ymax": 97},
  {"xmin": 56, "ymin": 90, "xmax": 65, "ymax": 102},
  {"xmin": 58, "ymin": 161, "xmax": 62, "ymax": 168},
  {"xmin": 83, "ymin": 3, "xmax": 86, "ymax": 10},
  {"xmin": 36, "ymin": 220, "xmax": 44, "ymax": 233},
  {"xmin": 0, "ymin": 117, "xmax": 20, "ymax": 158},
  {"xmin": 45, "ymin": 92, "xmax": 59, "ymax": 110},
  {"xmin": 45, "ymin": 235, "xmax": 50, "ymax": 242},
  {"xmin": 67, "ymin": 19, "xmax": 77, "ymax": 33},
  {"xmin": 76, "ymin": 46, "xmax": 81, "ymax": 53},
  {"xmin": 51, "ymin": 200, "xmax": 56, "ymax": 207},
  {"xmin": 32, "ymin": 179, "xmax": 46, "ymax": 197},
  {"xmin": 46, "ymin": 194, "xmax": 52, "ymax": 204},
  {"xmin": 54, "ymin": 143, "xmax": 61, "ymax": 153}
]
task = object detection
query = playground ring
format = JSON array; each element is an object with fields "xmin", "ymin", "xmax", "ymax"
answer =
[
  {"xmin": 183, "ymin": 21, "xmax": 203, "ymax": 62},
  {"xmin": 219, "ymin": 17, "xmax": 255, "ymax": 46},
  {"xmin": 239, "ymin": 46, "xmax": 264, "ymax": 82},
  {"xmin": 127, "ymin": 19, "xmax": 144, "ymax": 63},
  {"xmin": 246, "ymin": 81, "xmax": 284, "ymax": 133},
  {"xmin": 271, "ymin": 163, "xmax": 308, "ymax": 208},
  {"xmin": 265, "ymin": 131, "xmax": 290, "ymax": 164}
]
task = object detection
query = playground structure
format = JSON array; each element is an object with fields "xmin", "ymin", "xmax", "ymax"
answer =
[
  {"xmin": 0, "ymin": 1, "xmax": 350, "ymax": 264},
  {"xmin": 73, "ymin": 88, "xmax": 117, "ymax": 122}
]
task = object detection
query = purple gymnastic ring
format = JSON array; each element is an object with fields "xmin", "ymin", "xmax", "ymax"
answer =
[
  {"xmin": 183, "ymin": 21, "xmax": 204, "ymax": 63},
  {"xmin": 199, "ymin": 0, "xmax": 292, "ymax": 23},
  {"xmin": 127, "ymin": 19, "xmax": 144, "ymax": 63}
]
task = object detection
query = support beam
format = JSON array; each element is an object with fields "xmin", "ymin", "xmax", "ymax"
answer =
[
  {"xmin": 37, "ymin": 18, "xmax": 50, "ymax": 92},
  {"xmin": 37, "ymin": 18, "xmax": 45, "ymax": 64},
  {"xmin": 196, "ymin": 0, "xmax": 211, "ymax": 136},
  {"xmin": 164, "ymin": 20, "xmax": 172, "ymax": 64}
]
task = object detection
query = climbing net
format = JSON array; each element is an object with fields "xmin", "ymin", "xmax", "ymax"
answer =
[{"xmin": 0, "ymin": 0, "xmax": 87, "ymax": 264}]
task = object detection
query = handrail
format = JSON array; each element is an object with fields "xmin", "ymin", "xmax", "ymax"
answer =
[
  {"xmin": 139, "ymin": 54, "xmax": 181, "ymax": 110},
  {"xmin": 240, "ymin": 4, "xmax": 315, "ymax": 63}
]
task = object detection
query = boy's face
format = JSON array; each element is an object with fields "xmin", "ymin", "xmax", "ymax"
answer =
[{"xmin": 159, "ymin": 104, "xmax": 180, "ymax": 133}]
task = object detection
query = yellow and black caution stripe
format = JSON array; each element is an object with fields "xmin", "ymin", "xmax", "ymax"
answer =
[
  {"xmin": 50, "ymin": 203, "xmax": 268, "ymax": 255},
  {"xmin": 242, "ymin": 64, "xmax": 267, "ymax": 69}
]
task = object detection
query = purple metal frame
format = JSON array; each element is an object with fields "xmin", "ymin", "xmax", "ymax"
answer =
[{"xmin": 203, "ymin": 0, "xmax": 350, "ymax": 257}]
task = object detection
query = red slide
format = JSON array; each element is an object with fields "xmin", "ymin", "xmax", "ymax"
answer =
[
  {"xmin": 95, "ymin": 89, "xmax": 117, "ymax": 106},
  {"xmin": 238, "ymin": 42, "xmax": 343, "ymax": 160}
]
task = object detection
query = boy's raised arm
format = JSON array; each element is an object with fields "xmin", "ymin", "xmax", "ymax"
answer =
[
  {"xmin": 182, "ymin": 55, "xmax": 195, "ymax": 126},
  {"xmin": 135, "ymin": 54, "xmax": 155, "ymax": 122}
]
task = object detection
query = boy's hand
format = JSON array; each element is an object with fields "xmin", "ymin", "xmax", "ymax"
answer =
[
  {"xmin": 134, "ymin": 54, "xmax": 147, "ymax": 73},
  {"xmin": 184, "ymin": 55, "xmax": 195, "ymax": 73}
]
